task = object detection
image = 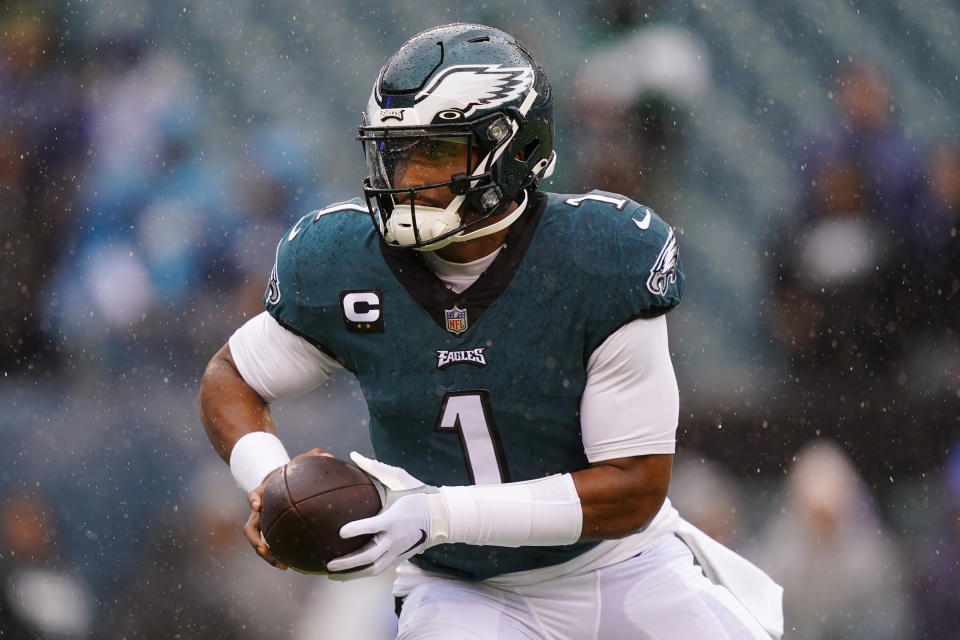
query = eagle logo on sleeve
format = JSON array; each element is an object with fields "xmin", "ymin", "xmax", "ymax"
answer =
[
  {"xmin": 646, "ymin": 229, "xmax": 679, "ymax": 297},
  {"xmin": 414, "ymin": 64, "xmax": 534, "ymax": 122},
  {"xmin": 264, "ymin": 239, "xmax": 283, "ymax": 305}
]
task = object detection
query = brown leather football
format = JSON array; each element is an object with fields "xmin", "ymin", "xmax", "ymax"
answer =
[{"xmin": 258, "ymin": 455, "xmax": 381, "ymax": 573}]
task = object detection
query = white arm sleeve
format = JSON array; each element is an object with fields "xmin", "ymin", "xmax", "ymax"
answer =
[
  {"xmin": 228, "ymin": 311, "xmax": 342, "ymax": 403},
  {"xmin": 580, "ymin": 314, "xmax": 679, "ymax": 462}
]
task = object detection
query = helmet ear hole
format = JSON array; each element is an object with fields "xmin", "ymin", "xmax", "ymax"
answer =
[{"xmin": 517, "ymin": 139, "xmax": 541, "ymax": 162}]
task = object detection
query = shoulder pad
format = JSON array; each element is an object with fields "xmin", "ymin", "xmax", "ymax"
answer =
[
  {"xmin": 549, "ymin": 190, "xmax": 682, "ymax": 297},
  {"xmin": 543, "ymin": 190, "xmax": 684, "ymax": 350},
  {"xmin": 264, "ymin": 200, "xmax": 368, "ymax": 312}
]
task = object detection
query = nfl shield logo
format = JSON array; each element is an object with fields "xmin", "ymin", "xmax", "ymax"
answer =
[{"xmin": 444, "ymin": 305, "xmax": 468, "ymax": 335}]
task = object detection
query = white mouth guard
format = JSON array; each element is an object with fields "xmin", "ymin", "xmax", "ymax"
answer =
[{"xmin": 384, "ymin": 199, "xmax": 464, "ymax": 248}]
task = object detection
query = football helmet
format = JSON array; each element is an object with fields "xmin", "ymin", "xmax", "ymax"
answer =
[{"xmin": 358, "ymin": 23, "xmax": 556, "ymax": 250}]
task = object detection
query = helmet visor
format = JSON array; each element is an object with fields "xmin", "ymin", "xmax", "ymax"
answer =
[{"xmin": 362, "ymin": 132, "xmax": 476, "ymax": 191}]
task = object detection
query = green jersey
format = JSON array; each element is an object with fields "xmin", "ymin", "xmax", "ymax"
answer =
[{"xmin": 265, "ymin": 189, "xmax": 683, "ymax": 580}]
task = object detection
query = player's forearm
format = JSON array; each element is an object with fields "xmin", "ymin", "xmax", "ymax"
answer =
[
  {"xmin": 198, "ymin": 343, "xmax": 278, "ymax": 463},
  {"xmin": 572, "ymin": 454, "xmax": 673, "ymax": 541},
  {"xmin": 433, "ymin": 455, "xmax": 669, "ymax": 548}
]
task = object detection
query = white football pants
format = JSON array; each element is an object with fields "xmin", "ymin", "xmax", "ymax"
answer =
[{"xmin": 396, "ymin": 534, "xmax": 771, "ymax": 640}]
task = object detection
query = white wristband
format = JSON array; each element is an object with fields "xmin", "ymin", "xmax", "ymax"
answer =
[
  {"xmin": 440, "ymin": 474, "xmax": 583, "ymax": 548},
  {"xmin": 229, "ymin": 431, "xmax": 291, "ymax": 493}
]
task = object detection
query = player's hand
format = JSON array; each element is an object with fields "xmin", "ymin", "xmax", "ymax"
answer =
[
  {"xmin": 244, "ymin": 447, "xmax": 329, "ymax": 570},
  {"xmin": 326, "ymin": 452, "xmax": 448, "ymax": 580}
]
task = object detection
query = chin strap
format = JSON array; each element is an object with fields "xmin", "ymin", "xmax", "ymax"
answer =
[
  {"xmin": 416, "ymin": 189, "xmax": 529, "ymax": 252},
  {"xmin": 451, "ymin": 188, "xmax": 530, "ymax": 243}
]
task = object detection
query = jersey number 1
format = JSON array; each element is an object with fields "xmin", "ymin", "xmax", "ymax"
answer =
[{"xmin": 435, "ymin": 391, "xmax": 510, "ymax": 484}]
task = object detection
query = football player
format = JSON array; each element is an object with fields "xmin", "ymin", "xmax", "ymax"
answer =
[{"xmin": 200, "ymin": 23, "xmax": 783, "ymax": 640}]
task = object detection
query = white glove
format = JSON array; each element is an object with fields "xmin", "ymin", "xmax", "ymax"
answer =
[{"xmin": 326, "ymin": 452, "xmax": 450, "ymax": 580}]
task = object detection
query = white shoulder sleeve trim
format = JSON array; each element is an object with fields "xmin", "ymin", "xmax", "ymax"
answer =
[
  {"xmin": 228, "ymin": 311, "xmax": 342, "ymax": 403},
  {"xmin": 580, "ymin": 315, "xmax": 678, "ymax": 462}
]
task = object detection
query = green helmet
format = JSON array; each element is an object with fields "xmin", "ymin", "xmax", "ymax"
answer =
[{"xmin": 358, "ymin": 23, "xmax": 556, "ymax": 250}]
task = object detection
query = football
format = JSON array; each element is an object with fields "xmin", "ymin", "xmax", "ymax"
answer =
[{"xmin": 258, "ymin": 454, "xmax": 381, "ymax": 573}]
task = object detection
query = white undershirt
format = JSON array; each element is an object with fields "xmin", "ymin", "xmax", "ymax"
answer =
[
  {"xmin": 421, "ymin": 246, "xmax": 503, "ymax": 294},
  {"xmin": 228, "ymin": 252, "xmax": 678, "ymax": 462}
]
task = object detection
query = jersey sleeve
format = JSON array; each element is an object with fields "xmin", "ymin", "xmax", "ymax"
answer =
[
  {"xmin": 570, "ymin": 191, "xmax": 685, "ymax": 356},
  {"xmin": 579, "ymin": 315, "xmax": 678, "ymax": 462},
  {"xmin": 263, "ymin": 211, "xmax": 320, "ymax": 334},
  {"xmin": 261, "ymin": 205, "xmax": 359, "ymax": 358}
]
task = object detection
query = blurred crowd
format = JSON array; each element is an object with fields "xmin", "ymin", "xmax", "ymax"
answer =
[{"xmin": 1, "ymin": 0, "xmax": 959, "ymax": 638}]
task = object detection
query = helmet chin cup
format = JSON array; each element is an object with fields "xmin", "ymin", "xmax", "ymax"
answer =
[{"xmin": 384, "ymin": 204, "xmax": 462, "ymax": 248}]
